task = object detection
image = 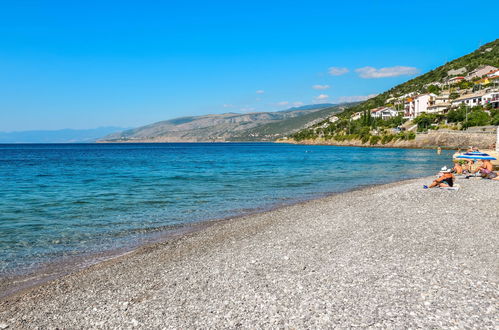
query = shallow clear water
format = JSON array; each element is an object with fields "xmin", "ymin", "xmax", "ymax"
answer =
[{"xmin": 0, "ymin": 143, "xmax": 453, "ymax": 276}]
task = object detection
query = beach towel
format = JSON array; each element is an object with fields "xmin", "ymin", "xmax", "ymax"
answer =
[{"xmin": 439, "ymin": 184, "xmax": 460, "ymax": 191}]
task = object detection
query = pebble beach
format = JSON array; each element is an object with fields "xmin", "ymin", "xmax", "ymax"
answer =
[{"xmin": 1, "ymin": 177, "xmax": 498, "ymax": 329}]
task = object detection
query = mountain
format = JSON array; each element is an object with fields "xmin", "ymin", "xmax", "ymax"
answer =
[
  {"xmin": 0, "ymin": 127, "xmax": 128, "ymax": 143},
  {"xmin": 226, "ymin": 105, "xmax": 349, "ymax": 141},
  {"xmin": 99, "ymin": 104, "xmax": 346, "ymax": 142}
]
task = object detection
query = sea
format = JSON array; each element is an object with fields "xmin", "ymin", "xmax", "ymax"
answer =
[{"xmin": 0, "ymin": 143, "xmax": 453, "ymax": 280}]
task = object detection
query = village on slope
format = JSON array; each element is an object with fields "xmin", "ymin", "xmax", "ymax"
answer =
[
  {"xmin": 289, "ymin": 62, "xmax": 499, "ymax": 152},
  {"xmin": 348, "ymin": 65, "xmax": 499, "ymax": 122}
]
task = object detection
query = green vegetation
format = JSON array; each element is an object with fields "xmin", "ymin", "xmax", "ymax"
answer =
[
  {"xmin": 291, "ymin": 110, "xmax": 414, "ymax": 144},
  {"xmin": 414, "ymin": 104, "xmax": 498, "ymax": 132}
]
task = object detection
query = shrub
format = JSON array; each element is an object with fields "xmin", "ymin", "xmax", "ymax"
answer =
[
  {"xmin": 369, "ymin": 135, "xmax": 380, "ymax": 145},
  {"xmin": 361, "ymin": 134, "xmax": 370, "ymax": 144},
  {"xmin": 381, "ymin": 134, "xmax": 394, "ymax": 144}
]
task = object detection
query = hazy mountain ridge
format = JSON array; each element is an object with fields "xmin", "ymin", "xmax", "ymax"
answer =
[
  {"xmin": 0, "ymin": 127, "xmax": 128, "ymax": 143},
  {"xmin": 100, "ymin": 104, "xmax": 343, "ymax": 142}
]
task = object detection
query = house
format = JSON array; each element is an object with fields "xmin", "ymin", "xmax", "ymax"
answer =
[
  {"xmin": 478, "ymin": 74, "xmax": 499, "ymax": 85},
  {"xmin": 426, "ymin": 104, "xmax": 450, "ymax": 114},
  {"xmin": 404, "ymin": 93, "xmax": 437, "ymax": 118},
  {"xmin": 451, "ymin": 91, "xmax": 486, "ymax": 108},
  {"xmin": 434, "ymin": 93, "xmax": 451, "ymax": 105},
  {"xmin": 370, "ymin": 107, "xmax": 398, "ymax": 119},
  {"xmin": 447, "ymin": 76, "xmax": 465, "ymax": 84},
  {"xmin": 487, "ymin": 69, "xmax": 499, "ymax": 78},
  {"xmin": 466, "ymin": 65, "xmax": 498, "ymax": 80},
  {"xmin": 426, "ymin": 94, "xmax": 451, "ymax": 113},
  {"xmin": 400, "ymin": 92, "xmax": 416, "ymax": 98},
  {"xmin": 329, "ymin": 116, "xmax": 339, "ymax": 123},
  {"xmin": 482, "ymin": 91, "xmax": 499, "ymax": 108},
  {"xmin": 351, "ymin": 112, "xmax": 362, "ymax": 120}
]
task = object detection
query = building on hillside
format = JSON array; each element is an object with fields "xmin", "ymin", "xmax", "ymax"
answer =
[
  {"xmin": 426, "ymin": 104, "xmax": 450, "ymax": 114},
  {"xmin": 329, "ymin": 116, "xmax": 339, "ymax": 123},
  {"xmin": 487, "ymin": 69, "xmax": 499, "ymax": 78},
  {"xmin": 404, "ymin": 93, "xmax": 437, "ymax": 118},
  {"xmin": 401, "ymin": 92, "xmax": 417, "ymax": 98},
  {"xmin": 451, "ymin": 91, "xmax": 486, "ymax": 108},
  {"xmin": 482, "ymin": 91, "xmax": 499, "ymax": 109},
  {"xmin": 351, "ymin": 112, "xmax": 362, "ymax": 120},
  {"xmin": 476, "ymin": 74, "xmax": 499, "ymax": 86},
  {"xmin": 466, "ymin": 65, "xmax": 498, "ymax": 80},
  {"xmin": 435, "ymin": 93, "xmax": 451, "ymax": 104},
  {"xmin": 370, "ymin": 107, "xmax": 398, "ymax": 119},
  {"xmin": 447, "ymin": 76, "xmax": 465, "ymax": 84},
  {"xmin": 426, "ymin": 94, "xmax": 451, "ymax": 114}
]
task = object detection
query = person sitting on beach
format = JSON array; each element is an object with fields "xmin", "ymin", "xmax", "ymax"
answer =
[
  {"xmin": 479, "ymin": 159, "xmax": 499, "ymax": 180},
  {"xmin": 427, "ymin": 167, "xmax": 454, "ymax": 188},
  {"xmin": 466, "ymin": 146, "xmax": 480, "ymax": 153},
  {"xmin": 464, "ymin": 159, "xmax": 482, "ymax": 174},
  {"xmin": 452, "ymin": 162, "xmax": 463, "ymax": 175}
]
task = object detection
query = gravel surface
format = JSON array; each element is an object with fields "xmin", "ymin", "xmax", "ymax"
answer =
[{"xmin": 1, "ymin": 177, "xmax": 498, "ymax": 329}]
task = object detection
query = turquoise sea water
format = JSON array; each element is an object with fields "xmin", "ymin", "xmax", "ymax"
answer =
[{"xmin": 0, "ymin": 143, "xmax": 453, "ymax": 277}]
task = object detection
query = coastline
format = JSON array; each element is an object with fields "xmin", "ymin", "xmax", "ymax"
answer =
[
  {"xmin": 0, "ymin": 176, "xmax": 425, "ymax": 300},
  {"xmin": 1, "ymin": 177, "xmax": 497, "ymax": 328},
  {"xmin": 278, "ymin": 129, "xmax": 497, "ymax": 150}
]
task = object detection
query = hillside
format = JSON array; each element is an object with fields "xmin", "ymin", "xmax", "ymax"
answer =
[
  {"xmin": 289, "ymin": 38, "xmax": 499, "ymax": 145},
  {"xmin": 334, "ymin": 39, "xmax": 499, "ymax": 119},
  {"xmin": 226, "ymin": 105, "xmax": 348, "ymax": 141},
  {"xmin": 100, "ymin": 104, "xmax": 346, "ymax": 142}
]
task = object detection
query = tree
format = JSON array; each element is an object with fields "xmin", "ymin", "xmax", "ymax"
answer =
[
  {"xmin": 491, "ymin": 109, "xmax": 499, "ymax": 125},
  {"xmin": 462, "ymin": 109, "xmax": 490, "ymax": 129},
  {"xmin": 414, "ymin": 113, "xmax": 438, "ymax": 131},
  {"xmin": 447, "ymin": 105, "xmax": 466, "ymax": 122},
  {"xmin": 427, "ymin": 84, "xmax": 441, "ymax": 95}
]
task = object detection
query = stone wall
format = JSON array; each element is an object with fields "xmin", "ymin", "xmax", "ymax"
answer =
[{"xmin": 280, "ymin": 130, "xmax": 496, "ymax": 150}]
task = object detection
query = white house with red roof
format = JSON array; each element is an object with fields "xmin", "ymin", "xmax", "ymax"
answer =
[
  {"xmin": 466, "ymin": 65, "xmax": 498, "ymax": 80},
  {"xmin": 487, "ymin": 69, "xmax": 499, "ymax": 78},
  {"xmin": 447, "ymin": 76, "xmax": 465, "ymax": 84},
  {"xmin": 370, "ymin": 107, "xmax": 398, "ymax": 119}
]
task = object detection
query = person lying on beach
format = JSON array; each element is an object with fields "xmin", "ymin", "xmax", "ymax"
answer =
[
  {"xmin": 479, "ymin": 160, "xmax": 499, "ymax": 180},
  {"xmin": 426, "ymin": 167, "xmax": 454, "ymax": 188}
]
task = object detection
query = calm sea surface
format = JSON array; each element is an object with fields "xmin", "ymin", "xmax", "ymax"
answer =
[{"xmin": 0, "ymin": 143, "xmax": 453, "ymax": 276}]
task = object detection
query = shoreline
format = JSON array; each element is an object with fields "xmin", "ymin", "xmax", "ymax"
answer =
[
  {"xmin": 0, "ymin": 176, "xmax": 424, "ymax": 300},
  {"xmin": 1, "ymin": 176, "xmax": 497, "ymax": 328}
]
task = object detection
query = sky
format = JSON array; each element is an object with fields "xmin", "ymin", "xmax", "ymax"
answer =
[{"xmin": 0, "ymin": 0, "xmax": 497, "ymax": 131}]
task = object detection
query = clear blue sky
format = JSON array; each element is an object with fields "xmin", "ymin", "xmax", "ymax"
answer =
[{"xmin": 0, "ymin": 0, "xmax": 497, "ymax": 131}]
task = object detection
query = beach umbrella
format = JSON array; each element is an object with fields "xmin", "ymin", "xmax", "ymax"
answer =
[{"xmin": 456, "ymin": 152, "xmax": 496, "ymax": 160}]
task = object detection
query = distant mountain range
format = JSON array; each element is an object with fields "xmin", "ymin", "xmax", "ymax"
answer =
[
  {"xmin": 0, "ymin": 127, "xmax": 128, "ymax": 143},
  {"xmin": 99, "ymin": 103, "xmax": 348, "ymax": 142}
]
